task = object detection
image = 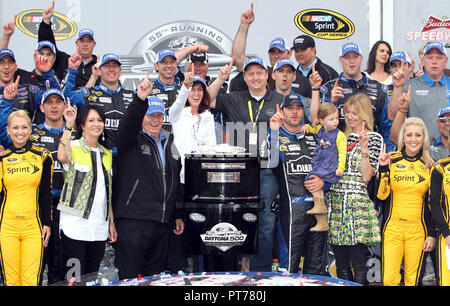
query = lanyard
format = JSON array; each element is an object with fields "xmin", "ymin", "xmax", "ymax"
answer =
[{"xmin": 248, "ymin": 99, "xmax": 265, "ymax": 128}]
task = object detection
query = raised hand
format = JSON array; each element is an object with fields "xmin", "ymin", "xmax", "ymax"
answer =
[
  {"xmin": 378, "ymin": 143, "xmax": 390, "ymax": 166},
  {"xmin": 309, "ymin": 64, "xmax": 322, "ymax": 89},
  {"xmin": 43, "ymin": 0, "xmax": 55, "ymax": 25},
  {"xmin": 68, "ymin": 52, "xmax": 83, "ymax": 70},
  {"xmin": 331, "ymin": 79, "xmax": 344, "ymax": 103},
  {"xmin": 398, "ymin": 85, "xmax": 412, "ymax": 113},
  {"xmin": 2, "ymin": 15, "xmax": 16, "ymax": 37},
  {"xmin": 392, "ymin": 60, "xmax": 408, "ymax": 88},
  {"xmin": 190, "ymin": 43, "xmax": 209, "ymax": 54},
  {"xmin": 63, "ymin": 97, "xmax": 77, "ymax": 127},
  {"xmin": 184, "ymin": 63, "xmax": 195, "ymax": 88},
  {"xmin": 34, "ymin": 50, "xmax": 53, "ymax": 73},
  {"xmin": 358, "ymin": 121, "xmax": 369, "ymax": 150},
  {"xmin": 270, "ymin": 104, "xmax": 284, "ymax": 130},
  {"xmin": 137, "ymin": 71, "xmax": 153, "ymax": 100},
  {"xmin": 218, "ymin": 58, "xmax": 234, "ymax": 82},
  {"xmin": 241, "ymin": 3, "xmax": 255, "ymax": 25},
  {"xmin": 3, "ymin": 75, "xmax": 20, "ymax": 100}
]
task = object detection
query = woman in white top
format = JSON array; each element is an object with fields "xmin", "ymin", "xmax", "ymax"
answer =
[
  {"xmin": 169, "ymin": 70, "xmax": 217, "ymax": 184},
  {"xmin": 57, "ymin": 102, "xmax": 117, "ymax": 282}
]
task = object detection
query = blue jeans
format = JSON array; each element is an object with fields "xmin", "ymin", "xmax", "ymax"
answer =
[{"xmin": 249, "ymin": 169, "xmax": 279, "ymax": 272}]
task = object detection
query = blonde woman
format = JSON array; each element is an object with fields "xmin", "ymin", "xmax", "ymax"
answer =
[
  {"xmin": 325, "ymin": 93, "xmax": 383, "ymax": 285},
  {"xmin": 377, "ymin": 117, "xmax": 436, "ymax": 286},
  {"xmin": 0, "ymin": 110, "xmax": 53, "ymax": 286}
]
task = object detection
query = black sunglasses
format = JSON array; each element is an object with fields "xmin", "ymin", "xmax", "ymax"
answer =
[{"xmin": 438, "ymin": 116, "xmax": 450, "ymax": 123}]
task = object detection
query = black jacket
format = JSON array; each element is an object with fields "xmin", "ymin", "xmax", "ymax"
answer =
[
  {"xmin": 112, "ymin": 94, "xmax": 181, "ymax": 224},
  {"xmin": 38, "ymin": 21, "xmax": 99, "ymax": 89}
]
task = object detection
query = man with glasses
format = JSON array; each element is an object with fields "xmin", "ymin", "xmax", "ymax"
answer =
[{"xmin": 390, "ymin": 42, "xmax": 449, "ymax": 145}]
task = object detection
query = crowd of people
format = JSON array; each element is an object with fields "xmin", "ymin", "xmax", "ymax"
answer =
[{"xmin": 0, "ymin": 2, "xmax": 448, "ymax": 286}]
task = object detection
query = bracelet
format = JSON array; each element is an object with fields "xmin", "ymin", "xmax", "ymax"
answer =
[
  {"xmin": 64, "ymin": 124, "xmax": 74, "ymax": 131},
  {"xmin": 361, "ymin": 151, "xmax": 369, "ymax": 158},
  {"xmin": 398, "ymin": 109, "xmax": 408, "ymax": 114},
  {"xmin": 312, "ymin": 88, "xmax": 320, "ymax": 91}
]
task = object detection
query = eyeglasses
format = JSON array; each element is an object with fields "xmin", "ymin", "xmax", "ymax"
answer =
[{"xmin": 438, "ymin": 116, "xmax": 450, "ymax": 123}]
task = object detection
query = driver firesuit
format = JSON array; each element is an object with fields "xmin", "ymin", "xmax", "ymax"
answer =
[{"xmin": 269, "ymin": 125, "xmax": 327, "ymax": 274}]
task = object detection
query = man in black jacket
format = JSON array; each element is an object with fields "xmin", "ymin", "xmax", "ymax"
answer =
[{"xmin": 113, "ymin": 74, "xmax": 184, "ymax": 279}]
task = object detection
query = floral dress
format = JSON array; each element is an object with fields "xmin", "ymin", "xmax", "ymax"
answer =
[{"xmin": 325, "ymin": 132, "xmax": 383, "ymax": 246}]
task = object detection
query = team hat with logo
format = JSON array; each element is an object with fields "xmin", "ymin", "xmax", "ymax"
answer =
[
  {"xmin": 339, "ymin": 42, "xmax": 362, "ymax": 57},
  {"xmin": 99, "ymin": 53, "xmax": 122, "ymax": 67},
  {"xmin": 77, "ymin": 29, "xmax": 95, "ymax": 41},
  {"xmin": 157, "ymin": 49, "xmax": 177, "ymax": 63},
  {"xmin": 280, "ymin": 94, "xmax": 304, "ymax": 109},
  {"xmin": 243, "ymin": 57, "xmax": 267, "ymax": 71},
  {"xmin": 389, "ymin": 51, "xmax": 411, "ymax": 65},
  {"xmin": 438, "ymin": 106, "xmax": 450, "ymax": 117},
  {"xmin": 188, "ymin": 52, "xmax": 208, "ymax": 64},
  {"xmin": 268, "ymin": 37, "xmax": 288, "ymax": 53},
  {"xmin": 291, "ymin": 35, "xmax": 315, "ymax": 50},
  {"xmin": 424, "ymin": 42, "xmax": 447, "ymax": 56},
  {"xmin": 36, "ymin": 40, "xmax": 56, "ymax": 54},
  {"xmin": 41, "ymin": 88, "xmax": 66, "ymax": 105},
  {"xmin": 273, "ymin": 59, "xmax": 296, "ymax": 72},
  {"xmin": 0, "ymin": 48, "xmax": 15, "ymax": 61},
  {"xmin": 146, "ymin": 96, "xmax": 166, "ymax": 116},
  {"xmin": 193, "ymin": 76, "xmax": 207, "ymax": 88}
]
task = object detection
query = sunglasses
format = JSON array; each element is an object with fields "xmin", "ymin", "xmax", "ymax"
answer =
[{"xmin": 438, "ymin": 116, "xmax": 450, "ymax": 123}]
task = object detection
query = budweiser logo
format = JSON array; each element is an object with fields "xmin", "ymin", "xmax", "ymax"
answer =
[{"xmin": 421, "ymin": 16, "xmax": 450, "ymax": 32}]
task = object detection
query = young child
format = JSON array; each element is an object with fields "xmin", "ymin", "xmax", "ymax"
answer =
[{"xmin": 301, "ymin": 103, "xmax": 347, "ymax": 231}]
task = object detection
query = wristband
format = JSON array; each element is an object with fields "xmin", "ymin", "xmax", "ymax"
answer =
[
  {"xmin": 312, "ymin": 88, "xmax": 320, "ymax": 91},
  {"xmin": 64, "ymin": 124, "xmax": 74, "ymax": 131},
  {"xmin": 398, "ymin": 109, "xmax": 408, "ymax": 114}
]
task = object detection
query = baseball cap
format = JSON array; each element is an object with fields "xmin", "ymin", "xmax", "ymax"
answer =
[
  {"xmin": 193, "ymin": 76, "xmax": 207, "ymax": 88},
  {"xmin": 438, "ymin": 106, "xmax": 450, "ymax": 117},
  {"xmin": 157, "ymin": 49, "xmax": 177, "ymax": 63},
  {"xmin": 41, "ymin": 88, "xmax": 65, "ymax": 105},
  {"xmin": 268, "ymin": 37, "xmax": 288, "ymax": 53},
  {"xmin": 36, "ymin": 40, "xmax": 56, "ymax": 54},
  {"xmin": 389, "ymin": 51, "xmax": 411, "ymax": 65},
  {"xmin": 340, "ymin": 42, "xmax": 362, "ymax": 57},
  {"xmin": 0, "ymin": 48, "xmax": 15, "ymax": 61},
  {"xmin": 280, "ymin": 94, "xmax": 304, "ymax": 109},
  {"xmin": 424, "ymin": 42, "xmax": 447, "ymax": 56},
  {"xmin": 99, "ymin": 53, "xmax": 122, "ymax": 67},
  {"xmin": 243, "ymin": 57, "xmax": 267, "ymax": 71},
  {"xmin": 188, "ymin": 52, "xmax": 208, "ymax": 64},
  {"xmin": 146, "ymin": 96, "xmax": 166, "ymax": 116},
  {"xmin": 77, "ymin": 29, "xmax": 95, "ymax": 41},
  {"xmin": 291, "ymin": 35, "xmax": 315, "ymax": 50},
  {"xmin": 273, "ymin": 59, "xmax": 295, "ymax": 72}
]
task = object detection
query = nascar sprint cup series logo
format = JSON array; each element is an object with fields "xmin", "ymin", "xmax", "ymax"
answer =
[
  {"xmin": 119, "ymin": 21, "xmax": 235, "ymax": 88},
  {"xmin": 294, "ymin": 9, "xmax": 355, "ymax": 40}
]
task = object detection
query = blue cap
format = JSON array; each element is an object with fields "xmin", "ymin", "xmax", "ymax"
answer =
[
  {"xmin": 0, "ymin": 48, "xmax": 15, "ymax": 61},
  {"xmin": 77, "ymin": 29, "xmax": 95, "ymax": 41},
  {"xmin": 99, "ymin": 53, "xmax": 122, "ymax": 67},
  {"xmin": 193, "ymin": 76, "xmax": 207, "ymax": 88},
  {"xmin": 36, "ymin": 40, "xmax": 56, "ymax": 54},
  {"xmin": 273, "ymin": 59, "xmax": 295, "ymax": 72},
  {"xmin": 389, "ymin": 51, "xmax": 411, "ymax": 65},
  {"xmin": 157, "ymin": 49, "xmax": 177, "ymax": 63},
  {"xmin": 281, "ymin": 94, "xmax": 304, "ymax": 109},
  {"xmin": 243, "ymin": 57, "xmax": 267, "ymax": 71},
  {"xmin": 41, "ymin": 88, "xmax": 65, "ymax": 105},
  {"xmin": 424, "ymin": 42, "xmax": 447, "ymax": 56},
  {"xmin": 339, "ymin": 42, "xmax": 362, "ymax": 57},
  {"xmin": 146, "ymin": 96, "xmax": 166, "ymax": 116},
  {"xmin": 268, "ymin": 37, "xmax": 288, "ymax": 52},
  {"xmin": 438, "ymin": 106, "xmax": 450, "ymax": 117}
]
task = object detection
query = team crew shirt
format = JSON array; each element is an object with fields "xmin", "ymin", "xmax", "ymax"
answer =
[{"xmin": 403, "ymin": 72, "xmax": 450, "ymax": 143}]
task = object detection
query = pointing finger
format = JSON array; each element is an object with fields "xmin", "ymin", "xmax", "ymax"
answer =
[
  {"xmin": 406, "ymin": 85, "xmax": 412, "ymax": 98},
  {"xmin": 14, "ymin": 75, "xmax": 20, "ymax": 86},
  {"xmin": 250, "ymin": 3, "xmax": 254, "ymax": 11}
]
